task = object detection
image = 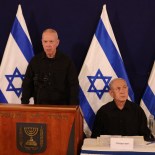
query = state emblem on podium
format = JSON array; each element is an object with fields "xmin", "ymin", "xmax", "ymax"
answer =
[{"xmin": 16, "ymin": 123, "xmax": 47, "ymax": 154}]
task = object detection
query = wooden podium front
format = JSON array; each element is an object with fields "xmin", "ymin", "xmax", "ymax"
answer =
[{"xmin": 0, "ymin": 104, "xmax": 83, "ymax": 155}]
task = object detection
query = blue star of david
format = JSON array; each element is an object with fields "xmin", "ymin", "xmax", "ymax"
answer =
[
  {"xmin": 87, "ymin": 69, "xmax": 112, "ymax": 99},
  {"xmin": 5, "ymin": 67, "xmax": 25, "ymax": 97}
]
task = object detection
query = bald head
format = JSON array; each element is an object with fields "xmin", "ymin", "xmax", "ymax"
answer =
[{"xmin": 109, "ymin": 78, "xmax": 127, "ymax": 90}]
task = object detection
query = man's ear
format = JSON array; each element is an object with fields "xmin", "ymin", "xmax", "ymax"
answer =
[
  {"xmin": 109, "ymin": 90, "xmax": 113, "ymax": 98},
  {"xmin": 56, "ymin": 39, "xmax": 60, "ymax": 47}
]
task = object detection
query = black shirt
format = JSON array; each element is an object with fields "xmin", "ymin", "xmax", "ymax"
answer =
[
  {"xmin": 91, "ymin": 100, "xmax": 152, "ymax": 140},
  {"xmin": 21, "ymin": 51, "xmax": 79, "ymax": 105}
]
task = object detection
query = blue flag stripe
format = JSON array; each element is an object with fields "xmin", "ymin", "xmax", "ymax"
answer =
[
  {"xmin": 11, "ymin": 17, "xmax": 34, "ymax": 63},
  {"xmin": 79, "ymin": 87, "xmax": 95, "ymax": 130},
  {"xmin": 0, "ymin": 90, "xmax": 8, "ymax": 103},
  {"xmin": 95, "ymin": 19, "xmax": 134, "ymax": 101},
  {"xmin": 143, "ymin": 86, "xmax": 155, "ymax": 116}
]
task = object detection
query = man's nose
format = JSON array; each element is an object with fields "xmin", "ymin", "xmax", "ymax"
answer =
[
  {"xmin": 120, "ymin": 87, "xmax": 126, "ymax": 92},
  {"xmin": 47, "ymin": 43, "xmax": 51, "ymax": 46}
]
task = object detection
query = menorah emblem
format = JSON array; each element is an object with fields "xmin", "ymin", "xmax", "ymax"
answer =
[
  {"xmin": 24, "ymin": 127, "xmax": 38, "ymax": 146},
  {"xmin": 17, "ymin": 123, "xmax": 46, "ymax": 154}
]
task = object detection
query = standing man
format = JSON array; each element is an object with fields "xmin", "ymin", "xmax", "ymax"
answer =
[
  {"xmin": 91, "ymin": 78, "xmax": 154, "ymax": 141},
  {"xmin": 21, "ymin": 28, "xmax": 79, "ymax": 105}
]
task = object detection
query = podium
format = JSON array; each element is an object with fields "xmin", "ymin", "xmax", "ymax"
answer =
[{"xmin": 0, "ymin": 104, "xmax": 83, "ymax": 155}]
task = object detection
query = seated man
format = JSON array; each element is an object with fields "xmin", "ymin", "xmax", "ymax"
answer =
[{"xmin": 91, "ymin": 78, "xmax": 154, "ymax": 141}]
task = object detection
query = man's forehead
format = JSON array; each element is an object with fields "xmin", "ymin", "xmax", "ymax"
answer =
[
  {"xmin": 113, "ymin": 80, "xmax": 127, "ymax": 86},
  {"xmin": 43, "ymin": 31, "xmax": 57, "ymax": 36},
  {"xmin": 42, "ymin": 34, "xmax": 58, "ymax": 40}
]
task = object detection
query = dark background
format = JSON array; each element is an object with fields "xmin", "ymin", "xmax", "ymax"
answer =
[{"xmin": 0, "ymin": 0, "xmax": 155, "ymax": 104}]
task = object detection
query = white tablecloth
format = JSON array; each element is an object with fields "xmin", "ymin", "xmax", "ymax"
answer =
[{"xmin": 81, "ymin": 137, "xmax": 155, "ymax": 155}]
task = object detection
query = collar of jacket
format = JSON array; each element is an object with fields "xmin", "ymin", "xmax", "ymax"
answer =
[{"xmin": 41, "ymin": 50, "xmax": 60, "ymax": 60}]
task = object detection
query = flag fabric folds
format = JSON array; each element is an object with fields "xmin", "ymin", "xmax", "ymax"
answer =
[
  {"xmin": 0, "ymin": 4, "xmax": 34, "ymax": 104},
  {"xmin": 78, "ymin": 5, "xmax": 134, "ymax": 137},
  {"xmin": 140, "ymin": 61, "xmax": 155, "ymax": 119}
]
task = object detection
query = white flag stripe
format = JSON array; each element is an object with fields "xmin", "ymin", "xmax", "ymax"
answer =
[
  {"xmin": 83, "ymin": 119, "xmax": 92, "ymax": 137},
  {"xmin": 141, "ymin": 101, "xmax": 151, "ymax": 119}
]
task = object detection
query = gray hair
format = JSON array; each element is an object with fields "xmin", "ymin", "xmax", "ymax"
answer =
[
  {"xmin": 109, "ymin": 78, "xmax": 127, "ymax": 89},
  {"xmin": 42, "ymin": 28, "xmax": 59, "ymax": 39}
]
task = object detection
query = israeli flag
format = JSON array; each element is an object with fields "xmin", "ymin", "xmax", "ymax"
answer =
[
  {"xmin": 0, "ymin": 4, "xmax": 34, "ymax": 104},
  {"xmin": 140, "ymin": 61, "xmax": 155, "ymax": 119},
  {"xmin": 79, "ymin": 5, "xmax": 134, "ymax": 137}
]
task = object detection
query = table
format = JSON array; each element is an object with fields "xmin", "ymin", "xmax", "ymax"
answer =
[
  {"xmin": 81, "ymin": 150, "xmax": 155, "ymax": 155},
  {"xmin": 80, "ymin": 138, "xmax": 155, "ymax": 155}
]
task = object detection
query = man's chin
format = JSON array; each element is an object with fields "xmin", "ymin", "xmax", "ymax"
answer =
[{"xmin": 119, "ymin": 98, "xmax": 127, "ymax": 102}]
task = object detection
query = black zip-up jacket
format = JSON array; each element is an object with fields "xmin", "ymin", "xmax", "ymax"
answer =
[
  {"xmin": 21, "ymin": 51, "xmax": 79, "ymax": 105},
  {"xmin": 91, "ymin": 100, "xmax": 154, "ymax": 141}
]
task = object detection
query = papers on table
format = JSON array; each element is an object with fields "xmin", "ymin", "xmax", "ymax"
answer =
[
  {"xmin": 82, "ymin": 135, "xmax": 155, "ymax": 152},
  {"xmin": 97, "ymin": 135, "xmax": 149, "ymax": 147}
]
